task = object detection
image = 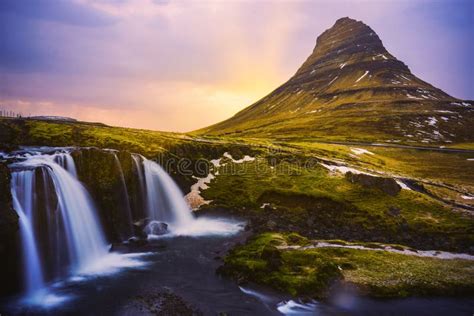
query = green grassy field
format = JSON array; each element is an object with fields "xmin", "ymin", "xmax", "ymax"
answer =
[
  {"xmin": 1, "ymin": 117, "xmax": 473, "ymax": 298},
  {"xmin": 201, "ymin": 156, "xmax": 473, "ymax": 252},
  {"xmin": 220, "ymin": 233, "xmax": 474, "ymax": 298}
]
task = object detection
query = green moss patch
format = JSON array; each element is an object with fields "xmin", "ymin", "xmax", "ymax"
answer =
[{"xmin": 220, "ymin": 233, "xmax": 474, "ymax": 298}]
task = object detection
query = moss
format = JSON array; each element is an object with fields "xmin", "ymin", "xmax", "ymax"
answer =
[
  {"xmin": 0, "ymin": 162, "xmax": 21, "ymax": 295},
  {"xmin": 220, "ymin": 233, "xmax": 474, "ymax": 298},
  {"xmin": 219, "ymin": 233, "xmax": 342, "ymax": 298},
  {"xmin": 72, "ymin": 148, "xmax": 136, "ymax": 241},
  {"xmin": 202, "ymin": 158, "xmax": 473, "ymax": 253}
]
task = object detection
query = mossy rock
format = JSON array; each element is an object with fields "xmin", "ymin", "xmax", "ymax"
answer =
[
  {"xmin": 260, "ymin": 245, "xmax": 282, "ymax": 269},
  {"xmin": 0, "ymin": 163, "xmax": 21, "ymax": 295},
  {"xmin": 345, "ymin": 172, "xmax": 401, "ymax": 196}
]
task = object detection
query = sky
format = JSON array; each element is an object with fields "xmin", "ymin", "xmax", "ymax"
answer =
[{"xmin": 1, "ymin": 0, "xmax": 473, "ymax": 132}]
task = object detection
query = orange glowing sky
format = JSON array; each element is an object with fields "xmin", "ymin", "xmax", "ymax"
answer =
[{"xmin": 1, "ymin": 0, "xmax": 472, "ymax": 132}]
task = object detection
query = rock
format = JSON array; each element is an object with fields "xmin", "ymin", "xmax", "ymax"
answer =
[
  {"xmin": 127, "ymin": 236, "xmax": 148, "ymax": 247},
  {"xmin": 133, "ymin": 218, "xmax": 150, "ymax": 239},
  {"xmin": 260, "ymin": 245, "xmax": 282, "ymax": 269},
  {"xmin": 345, "ymin": 172, "xmax": 401, "ymax": 196},
  {"xmin": 144, "ymin": 221, "xmax": 169, "ymax": 236},
  {"xmin": 263, "ymin": 204, "xmax": 274, "ymax": 211},
  {"xmin": 0, "ymin": 162, "xmax": 20, "ymax": 295},
  {"xmin": 125, "ymin": 289, "xmax": 203, "ymax": 315}
]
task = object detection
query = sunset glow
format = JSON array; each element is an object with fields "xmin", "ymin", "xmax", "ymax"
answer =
[{"xmin": 1, "ymin": 0, "xmax": 472, "ymax": 131}]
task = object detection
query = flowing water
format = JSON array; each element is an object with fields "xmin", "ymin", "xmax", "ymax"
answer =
[
  {"xmin": 10, "ymin": 175, "xmax": 45, "ymax": 297},
  {"xmin": 1, "ymin": 231, "xmax": 472, "ymax": 315},
  {"xmin": 1, "ymin": 148, "xmax": 473, "ymax": 315},
  {"xmin": 6, "ymin": 149, "xmax": 145, "ymax": 306},
  {"xmin": 134, "ymin": 155, "xmax": 242, "ymax": 236},
  {"xmin": 111, "ymin": 152, "xmax": 133, "ymax": 239},
  {"xmin": 140, "ymin": 155, "xmax": 194, "ymax": 226}
]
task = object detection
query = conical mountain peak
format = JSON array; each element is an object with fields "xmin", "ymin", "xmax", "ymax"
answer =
[
  {"xmin": 199, "ymin": 17, "xmax": 472, "ymax": 145},
  {"xmin": 295, "ymin": 17, "xmax": 396, "ymax": 76}
]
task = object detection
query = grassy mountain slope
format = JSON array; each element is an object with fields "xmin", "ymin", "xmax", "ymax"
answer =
[
  {"xmin": 198, "ymin": 17, "xmax": 474, "ymax": 146},
  {"xmin": 1, "ymin": 115, "xmax": 473, "ymax": 299}
]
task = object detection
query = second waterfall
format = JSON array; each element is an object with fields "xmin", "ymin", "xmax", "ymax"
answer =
[{"xmin": 132, "ymin": 154, "xmax": 193, "ymax": 234}]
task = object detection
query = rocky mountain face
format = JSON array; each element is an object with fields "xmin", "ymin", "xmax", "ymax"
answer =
[{"xmin": 199, "ymin": 17, "xmax": 473, "ymax": 145}]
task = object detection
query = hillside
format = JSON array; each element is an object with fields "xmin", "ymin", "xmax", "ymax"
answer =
[{"xmin": 198, "ymin": 17, "xmax": 474, "ymax": 145}]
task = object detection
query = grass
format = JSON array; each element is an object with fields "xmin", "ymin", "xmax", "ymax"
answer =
[
  {"xmin": 201, "ymin": 157, "xmax": 473, "ymax": 252},
  {"xmin": 220, "ymin": 233, "xmax": 474, "ymax": 298},
  {"xmin": 2, "ymin": 117, "xmax": 473, "ymax": 251},
  {"xmin": 282, "ymin": 141, "xmax": 474, "ymax": 191},
  {"xmin": 0, "ymin": 118, "xmax": 260, "ymax": 161}
]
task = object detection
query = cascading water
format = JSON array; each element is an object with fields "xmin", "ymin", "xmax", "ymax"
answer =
[
  {"xmin": 132, "ymin": 154, "xmax": 242, "ymax": 237},
  {"xmin": 10, "ymin": 150, "xmax": 109, "ymax": 298},
  {"xmin": 54, "ymin": 153, "xmax": 77, "ymax": 177},
  {"xmin": 132, "ymin": 154, "xmax": 146, "ymax": 209},
  {"xmin": 111, "ymin": 152, "xmax": 133, "ymax": 239},
  {"xmin": 134, "ymin": 155, "xmax": 193, "ymax": 229},
  {"xmin": 10, "ymin": 171, "xmax": 45, "ymax": 296}
]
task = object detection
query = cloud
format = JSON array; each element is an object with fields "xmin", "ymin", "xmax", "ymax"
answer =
[
  {"xmin": 0, "ymin": 0, "xmax": 115, "ymax": 26},
  {"xmin": 0, "ymin": 0, "xmax": 472, "ymax": 132}
]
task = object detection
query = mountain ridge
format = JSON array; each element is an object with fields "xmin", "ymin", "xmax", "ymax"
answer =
[{"xmin": 198, "ymin": 17, "xmax": 473, "ymax": 145}]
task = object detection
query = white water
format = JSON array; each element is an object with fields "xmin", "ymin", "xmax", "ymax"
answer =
[
  {"xmin": 277, "ymin": 300, "xmax": 319, "ymax": 315},
  {"xmin": 239, "ymin": 286, "xmax": 320, "ymax": 315},
  {"xmin": 39, "ymin": 156, "xmax": 108, "ymax": 271},
  {"xmin": 9, "ymin": 150, "xmax": 148, "ymax": 306},
  {"xmin": 8, "ymin": 149, "xmax": 242, "ymax": 307},
  {"xmin": 132, "ymin": 154, "xmax": 146, "ymax": 200},
  {"xmin": 141, "ymin": 156, "xmax": 194, "ymax": 227},
  {"xmin": 11, "ymin": 153, "xmax": 108, "ymax": 276},
  {"xmin": 54, "ymin": 153, "xmax": 77, "ymax": 177},
  {"xmin": 134, "ymin": 155, "xmax": 243, "ymax": 237},
  {"xmin": 10, "ymin": 172, "xmax": 45, "ymax": 296},
  {"xmin": 112, "ymin": 152, "xmax": 133, "ymax": 238}
]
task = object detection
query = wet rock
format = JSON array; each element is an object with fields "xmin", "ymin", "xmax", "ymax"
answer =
[
  {"xmin": 128, "ymin": 236, "xmax": 148, "ymax": 247},
  {"xmin": 145, "ymin": 221, "xmax": 169, "ymax": 236},
  {"xmin": 133, "ymin": 218, "xmax": 150, "ymax": 239},
  {"xmin": 345, "ymin": 172, "xmax": 401, "ymax": 196},
  {"xmin": 125, "ymin": 289, "xmax": 202, "ymax": 315},
  {"xmin": 0, "ymin": 162, "xmax": 20, "ymax": 295}
]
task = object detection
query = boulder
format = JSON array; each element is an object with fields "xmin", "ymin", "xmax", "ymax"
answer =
[
  {"xmin": 345, "ymin": 172, "xmax": 401, "ymax": 196},
  {"xmin": 144, "ymin": 221, "xmax": 169, "ymax": 236},
  {"xmin": 261, "ymin": 245, "xmax": 282, "ymax": 269}
]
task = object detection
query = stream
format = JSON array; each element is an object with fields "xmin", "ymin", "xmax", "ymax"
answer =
[
  {"xmin": 0, "ymin": 147, "xmax": 472, "ymax": 315},
  {"xmin": 1, "ymin": 225, "xmax": 473, "ymax": 315}
]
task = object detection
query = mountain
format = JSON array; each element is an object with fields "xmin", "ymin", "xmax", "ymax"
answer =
[{"xmin": 198, "ymin": 17, "xmax": 473, "ymax": 145}]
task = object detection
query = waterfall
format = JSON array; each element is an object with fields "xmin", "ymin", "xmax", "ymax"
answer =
[
  {"xmin": 54, "ymin": 152, "xmax": 77, "ymax": 177},
  {"xmin": 11, "ymin": 171, "xmax": 45, "ymax": 296},
  {"xmin": 132, "ymin": 154, "xmax": 242, "ymax": 237},
  {"xmin": 132, "ymin": 154, "xmax": 146, "ymax": 204},
  {"xmin": 133, "ymin": 155, "xmax": 193, "ymax": 228},
  {"xmin": 10, "ymin": 151, "xmax": 108, "ymax": 296},
  {"xmin": 111, "ymin": 152, "xmax": 133, "ymax": 239}
]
